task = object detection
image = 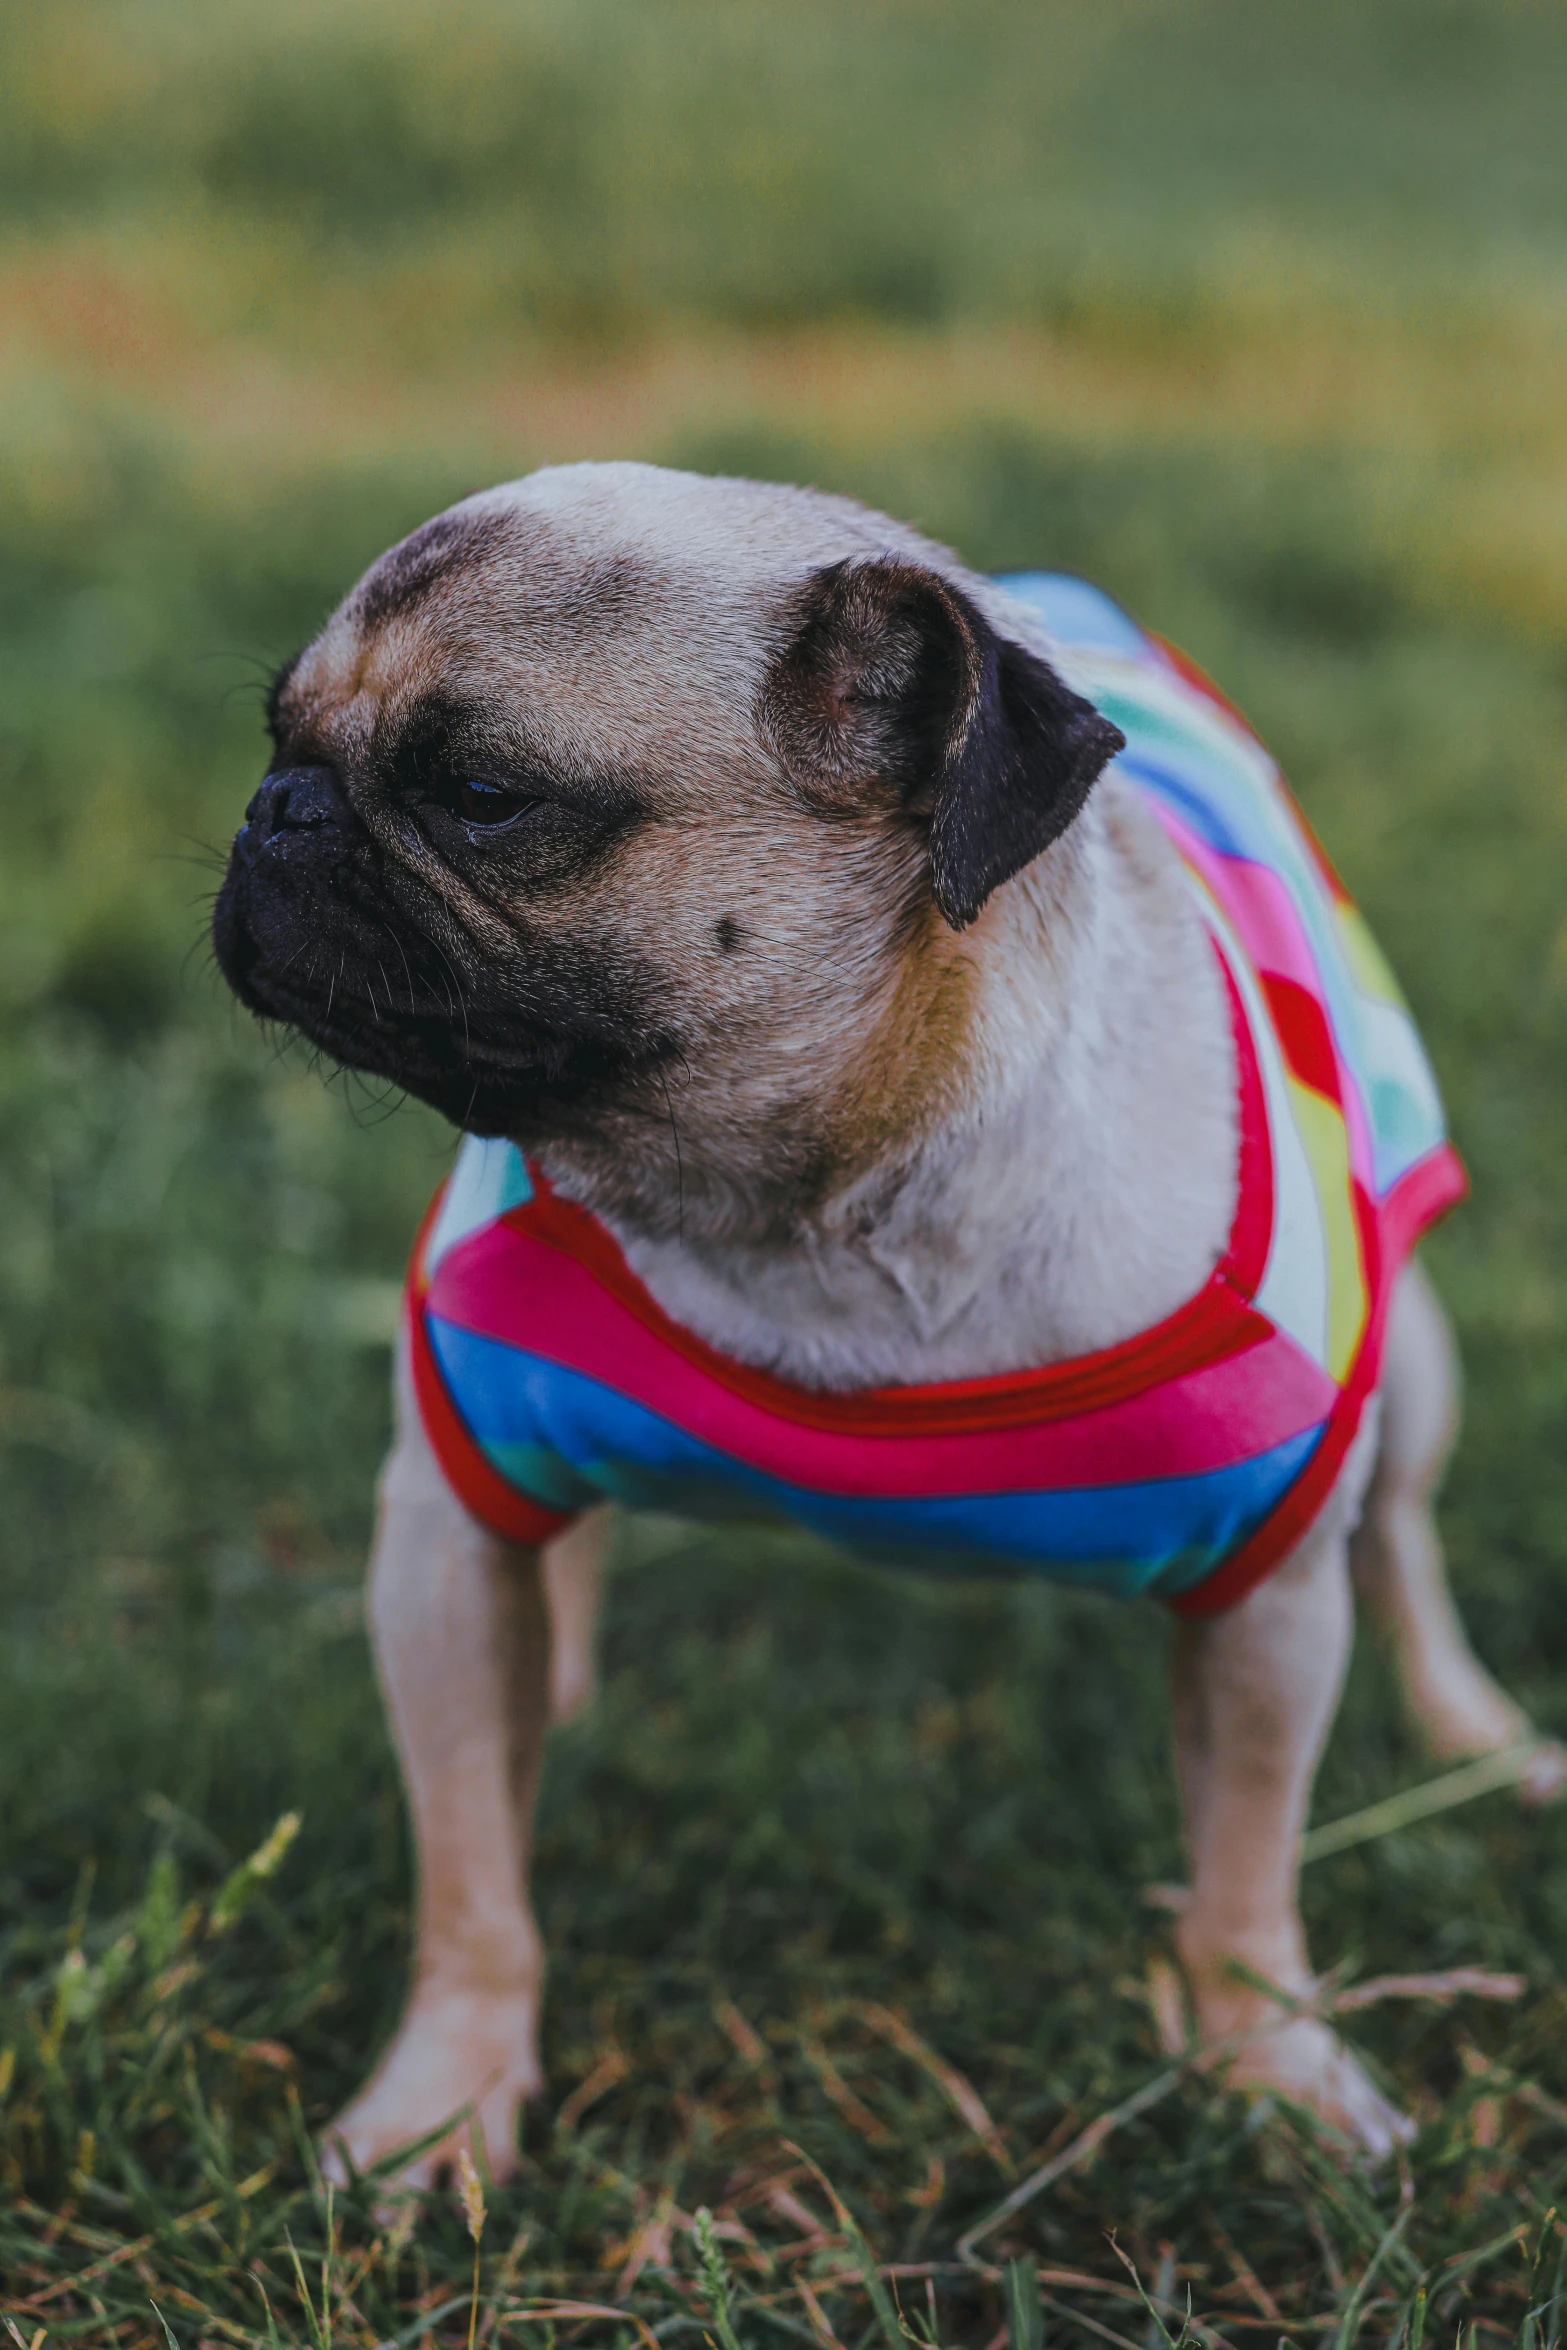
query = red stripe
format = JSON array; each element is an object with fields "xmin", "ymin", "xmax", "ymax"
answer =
[
  {"xmin": 405, "ymin": 1200, "xmax": 574, "ymax": 1548},
  {"xmin": 1148, "ymin": 635, "xmax": 1268, "ymax": 746},
  {"xmin": 1260, "ymin": 972, "xmax": 1342, "ymax": 1104}
]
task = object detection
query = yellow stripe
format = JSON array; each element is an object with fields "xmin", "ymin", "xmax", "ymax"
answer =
[
  {"xmin": 1285, "ymin": 1079, "xmax": 1366, "ymax": 1381},
  {"xmin": 1334, "ymin": 901, "xmax": 1410, "ymax": 1009}
]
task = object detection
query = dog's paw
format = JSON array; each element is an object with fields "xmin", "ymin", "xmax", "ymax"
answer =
[
  {"xmin": 1222, "ymin": 2014, "xmax": 1413, "ymax": 2159},
  {"xmin": 321, "ymin": 1985, "xmax": 543, "ymax": 2195}
]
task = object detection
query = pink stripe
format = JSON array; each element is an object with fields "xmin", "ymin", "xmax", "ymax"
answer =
[
  {"xmin": 1380, "ymin": 1143, "xmax": 1467, "ymax": 1268},
  {"xmin": 429, "ymin": 1227, "xmax": 1337, "ymax": 1496},
  {"xmin": 1157, "ymin": 811, "xmax": 1323, "ymax": 994},
  {"xmin": 1157, "ymin": 812, "xmax": 1377, "ymax": 1186}
]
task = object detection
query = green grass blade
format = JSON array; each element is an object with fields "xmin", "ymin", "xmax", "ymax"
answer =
[{"xmin": 1004, "ymin": 2256, "xmax": 1045, "ymax": 2350}]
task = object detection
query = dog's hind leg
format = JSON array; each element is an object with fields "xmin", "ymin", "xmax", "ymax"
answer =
[
  {"xmin": 544, "ymin": 1506, "xmax": 608, "ymax": 1724},
  {"xmin": 1352, "ymin": 1259, "xmax": 1566, "ymax": 1801},
  {"xmin": 322, "ymin": 1338, "xmax": 552, "ymax": 2192},
  {"xmin": 1172, "ymin": 1426, "xmax": 1412, "ymax": 2154}
]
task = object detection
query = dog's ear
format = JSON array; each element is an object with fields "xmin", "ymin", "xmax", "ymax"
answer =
[{"xmin": 761, "ymin": 556, "xmax": 1125, "ymax": 928}]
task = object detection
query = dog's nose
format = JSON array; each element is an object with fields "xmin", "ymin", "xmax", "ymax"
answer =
[{"xmin": 237, "ymin": 765, "xmax": 352, "ymax": 860}]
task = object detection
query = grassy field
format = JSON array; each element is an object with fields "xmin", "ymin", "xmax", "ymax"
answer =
[{"xmin": 4, "ymin": 3, "xmax": 1567, "ymax": 2341}]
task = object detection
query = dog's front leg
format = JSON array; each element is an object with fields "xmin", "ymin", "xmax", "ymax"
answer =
[
  {"xmin": 1171, "ymin": 1489, "xmax": 1411, "ymax": 2155},
  {"xmin": 323, "ymin": 1347, "xmax": 553, "ymax": 2190}
]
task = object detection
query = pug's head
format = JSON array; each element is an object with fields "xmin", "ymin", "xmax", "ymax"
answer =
[{"xmin": 213, "ymin": 463, "xmax": 1122, "ymax": 1237}]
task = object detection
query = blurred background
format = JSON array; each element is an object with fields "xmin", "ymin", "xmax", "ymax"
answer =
[{"xmin": 4, "ymin": 0, "xmax": 1567, "ymax": 2318}]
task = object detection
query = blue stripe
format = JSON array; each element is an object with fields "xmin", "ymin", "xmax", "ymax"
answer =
[
  {"xmin": 1111, "ymin": 753, "xmax": 1267, "ymax": 865},
  {"xmin": 995, "ymin": 572, "xmax": 1152, "ymax": 659},
  {"xmin": 427, "ymin": 1318, "xmax": 1323, "ymax": 1603}
]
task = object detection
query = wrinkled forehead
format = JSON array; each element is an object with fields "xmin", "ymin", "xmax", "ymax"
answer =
[{"xmin": 274, "ymin": 469, "xmax": 855, "ymax": 773}]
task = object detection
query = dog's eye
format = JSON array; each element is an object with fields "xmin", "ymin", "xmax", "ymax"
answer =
[{"xmin": 450, "ymin": 777, "xmax": 539, "ymax": 828}]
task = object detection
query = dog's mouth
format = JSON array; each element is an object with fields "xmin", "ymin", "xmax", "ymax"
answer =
[{"xmin": 212, "ymin": 771, "xmax": 662, "ymax": 1135}]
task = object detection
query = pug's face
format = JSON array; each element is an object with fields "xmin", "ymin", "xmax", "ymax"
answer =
[{"xmin": 213, "ymin": 462, "xmax": 1119, "ymax": 1229}]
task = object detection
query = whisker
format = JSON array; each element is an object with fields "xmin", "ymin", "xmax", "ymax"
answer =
[{"xmin": 657, "ymin": 1062, "xmax": 684, "ymax": 1243}]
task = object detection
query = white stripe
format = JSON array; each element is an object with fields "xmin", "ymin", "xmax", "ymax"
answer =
[{"xmin": 423, "ymin": 1134, "xmax": 532, "ymax": 1276}]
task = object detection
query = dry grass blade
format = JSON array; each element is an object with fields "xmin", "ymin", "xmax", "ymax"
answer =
[
  {"xmin": 855, "ymin": 2001, "xmax": 1013, "ymax": 2170},
  {"xmin": 956, "ymin": 2065, "xmax": 1188, "ymax": 2265},
  {"xmin": 799, "ymin": 2038, "xmax": 893, "ymax": 2146},
  {"xmin": 1299, "ymin": 1748, "xmax": 1544, "ymax": 1864},
  {"xmin": 505, "ymin": 2298, "xmax": 662, "ymax": 2350},
  {"xmin": 1208, "ymin": 2227, "xmax": 1280, "ymax": 2325},
  {"xmin": 797, "ymin": 2275, "xmax": 848, "ymax": 2349},
  {"xmin": 1037, "ymin": 2291, "xmax": 1146, "ymax": 2350},
  {"xmin": 613, "ymin": 2188, "xmax": 676, "ymax": 2299},
  {"xmin": 555, "ymin": 2047, "xmax": 629, "ymax": 2135},
  {"xmin": 715, "ymin": 2000, "xmax": 769, "ymax": 2067},
  {"xmin": 1328, "ymin": 1969, "xmax": 1526, "ymax": 2014},
  {"xmin": 16, "ymin": 2230, "xmax": 158, "ymax": 2308}
]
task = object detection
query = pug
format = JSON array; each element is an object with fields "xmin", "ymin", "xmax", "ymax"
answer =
[{"xmin": 213, "ymin": 461, "xmax": 1562, "ymax": 2184}]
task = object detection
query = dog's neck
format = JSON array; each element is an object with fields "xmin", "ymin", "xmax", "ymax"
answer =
[{"xmin": 540, "ymin": 778, "xmax": 1237, "ymax": 1389}]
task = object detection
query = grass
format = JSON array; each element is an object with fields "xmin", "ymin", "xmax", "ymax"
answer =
[{"xmin": 4, "ymin": 2, "xmax": 1567, "ymax": 2340}]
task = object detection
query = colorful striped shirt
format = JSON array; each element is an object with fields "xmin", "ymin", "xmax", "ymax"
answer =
[{"xmin": 406, "ymin": 574, "xmax": 1465, "ymax": 1614}]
